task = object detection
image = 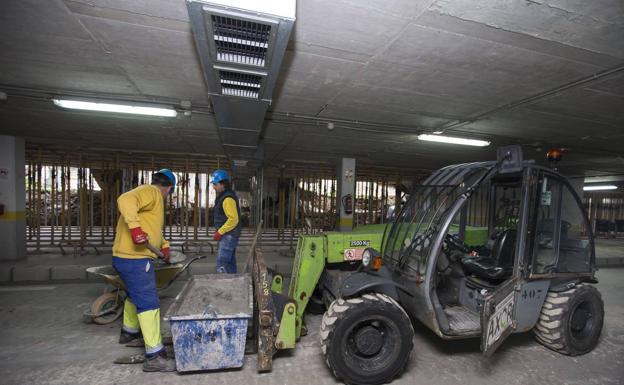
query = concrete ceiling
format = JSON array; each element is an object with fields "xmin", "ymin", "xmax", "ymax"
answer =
[{"xmin": 0, "ymin": 0, "xmax": 623, "ymax": 176}]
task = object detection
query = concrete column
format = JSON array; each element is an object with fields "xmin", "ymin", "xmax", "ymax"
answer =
[
  {"xmin": 336, "ymin": 158, "xmax": 356, "ymax": 232},
  {"xmin": 0, "ymin": 135, "xmax": 26, "ymax": 260}
]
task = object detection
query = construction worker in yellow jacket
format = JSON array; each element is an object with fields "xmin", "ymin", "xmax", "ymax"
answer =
[
  {"xmin": 112, "ymin": 169, "xmax": 176, "ymax": 372},
  {"xmin": 210, "ymin": 169, "xmax": 241, "ymax": 273}
]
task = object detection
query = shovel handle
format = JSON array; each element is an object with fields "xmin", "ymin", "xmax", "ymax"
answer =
[{"xmin": 144, "ymin": 242, "xmax": 166, "ymax": 260}]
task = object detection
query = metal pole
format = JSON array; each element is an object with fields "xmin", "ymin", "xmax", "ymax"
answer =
[
  {"xmin": 113, "ymin": 154, "xmax": 120, "ymax": 238},
  {"xmin": 288, "ymin": 177, "xmax": 295, "ymax": 247},
  {"xmin": 89, "ymin": 166, "xmax": 94, "ymax": 237},
  {"xmin": 183, "ymin": 161, "xmax": 189, "ymax": 240},
  {"xmin": 175, "ymin": 170, "xmax": 181, "ymax": 237},
  {"xmin": 36, "ymin": 157, "xmax": 41, "ymax": 251},
  {"xmin": 330, "ymin": 177, "xmax": 336, "ymax": 226},
  {"xmin": 51, "ymin": 165, "xmax": 56, "ymax": 245},
  {"xmin": 79, "ymin": 161, "xmax": 87, "ymax": 253},
  {"xmin": 168, "ymin": 177, "xmax": 174, "ymax": 239},
  {"xmin": 194, "ymin": 169, "xmax": 199, "ymax": 240},
  {"xmin": 278, "ymin": 170, "xmax": 285, "ymax": 242},
  {"xmin": 43, "ymin": 165, "xmax": 48, "ymax": 228},
  {"xmin": 101, "ymin": 165, "xmax": 106, "ymax": 246},
  {"xmin": 61, "ymin": 163, "xmax": 66, "ymax": 241},
  {"xmin": 27, "ymin": 161, "xmax": 32, "ymax": 240},
  {"xmin": 205, "ymin": 172, "xmax": 210, "ymax": 236},
  {"xmin": 395, "ymin": 176, "xmax": 401, "ymax": 218}
]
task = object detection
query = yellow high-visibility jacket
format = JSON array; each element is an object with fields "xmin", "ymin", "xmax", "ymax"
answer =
[
  {"xmin": 217, "ymin": 197, "xmax": 239, "ymax": 235},
  {"xmin": 113, "ymin": 184, "xmax": 170, "ymax": 259}
]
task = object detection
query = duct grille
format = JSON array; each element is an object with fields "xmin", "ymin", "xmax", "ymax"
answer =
[
  {"xmin": 219, "ymin": 70, "xmax": 263, "ymax": 99},
  {"xmin": 211, "ymin": 15, "xmax": 271, "ymax": 67}
]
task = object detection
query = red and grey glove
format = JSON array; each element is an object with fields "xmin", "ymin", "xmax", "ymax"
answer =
[
  {"xmin": 213, "ymin": 231, "xmax": 222, "ymax": 242},
  {"xmin": 161, "ymin": 247, "xmax": 170, "ymax": 263},
  {"xmin": 130, "ymin": 227, "xmax": 149, "ymax": 245}
]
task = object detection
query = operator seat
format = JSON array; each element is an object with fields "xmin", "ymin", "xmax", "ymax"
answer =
[{"xmin": 461, "ymin": 229, "xmax": 516, "ymax": 282}]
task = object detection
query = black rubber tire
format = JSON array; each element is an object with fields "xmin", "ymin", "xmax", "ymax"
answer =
[
  {"xmin": 533, "ymin": 284, "xmax": 604, "ymax": 356},
  {"xmin": 306, "ymin": 291, "xmax": 326, "ymax": 315},
  {"xmin": 91, "ymin": 292, "xmax": 124, "ymax": 325},
  {"xmin": 320, "ymin": 293, "xmax": 414, "ymax": 385}
]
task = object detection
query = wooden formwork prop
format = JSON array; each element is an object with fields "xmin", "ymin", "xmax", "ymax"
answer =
[
  {"xmin": 242, "ymin": 221, "xmax": 276, "ymax": 372},
  {"xmin": 252, "ymin": 246, "xmax": 275, "ymax": 372}
]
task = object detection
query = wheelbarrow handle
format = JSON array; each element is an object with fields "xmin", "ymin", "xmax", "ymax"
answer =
[{"xmin": 178, "ymin": 255, "xmax": 207, "ymax": 272}]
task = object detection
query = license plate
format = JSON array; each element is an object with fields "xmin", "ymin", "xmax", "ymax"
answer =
[{"xmin": 485, "ymin": 292, "xmax": 515, "ymax": 349}]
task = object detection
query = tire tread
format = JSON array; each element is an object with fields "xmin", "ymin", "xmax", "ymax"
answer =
[
  {"xmin": 320, "ymin": 293, "xmax": 414, "ymax": 385},
  {"xmin": 533, "ymin": 284, "xmax": 603, "ymax": 356}
]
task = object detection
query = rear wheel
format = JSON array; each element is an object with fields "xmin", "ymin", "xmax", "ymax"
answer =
[
  {"xmin": 320, "ymin": 293, "xmax": 414, "ymax": 385},
  {"xmin": 533, "ymin": 284, "xmax": 604, "ymax": 355}
]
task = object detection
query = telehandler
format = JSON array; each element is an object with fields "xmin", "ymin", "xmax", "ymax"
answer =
[{"xmin": 311, "ymin": 146, "xmax": 603, "ymax": 385}]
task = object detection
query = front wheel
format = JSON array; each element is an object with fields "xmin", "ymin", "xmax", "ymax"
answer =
[
  {"xmin": 320, "ymin": 293, "xmax": 414, "ymax": 385},
  {"xmin": 533, "ymin": 284, "xmax": 604, "ymax": 355},
  {"xmin": 91, "ymin": 292, "xmax": 124, "ymax": 325}
]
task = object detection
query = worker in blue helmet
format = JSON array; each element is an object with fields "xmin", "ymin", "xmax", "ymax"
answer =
[
  {"xmin": 210, "ymin": 169, "xmax": 241, "ymax": 273},
  {"xmin": 111, "ymin": 168, "xmax": 176, "ymax": 371}
]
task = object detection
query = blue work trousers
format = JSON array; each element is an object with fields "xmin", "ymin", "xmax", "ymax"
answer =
[{"xmin": 216, "ymin": 232, "xmax": 239, "ymax": 273}]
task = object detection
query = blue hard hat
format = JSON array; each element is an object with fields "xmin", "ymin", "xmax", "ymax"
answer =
[
  {"xmin": 210, "ymin": 169, "xmax": 230, "ymax": 184},
  {"xmin": 155, "ymin": 168, "xmax": 176, "ymax": 192}
]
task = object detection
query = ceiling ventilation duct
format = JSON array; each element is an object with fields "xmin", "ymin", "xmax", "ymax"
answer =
[
  {"xmin": 187, "ymin": 0, "xmax": 295, "ymax": 186},
  {"xmin": 215, "ymin": 66, "xmax": 265, "ymax": 99},
  {"xmin": 210, "ymin": 14, "xmax": 272, "ymax": 67}
]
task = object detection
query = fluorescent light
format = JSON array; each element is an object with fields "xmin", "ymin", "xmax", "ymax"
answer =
[
  {"xmin": 53, "ymin": 98, "xmax": 177, "ymax": 117},
  {"xmin": 583, "ymin": 185, "xmax": 618, "ymax": 191},
  {"xmin": 418, "ymin": 134, "xmax": 490, "ymax": 147},
  {"xmin": 204, "ymin": 0, "xmax": 296, "ymax": 19}
]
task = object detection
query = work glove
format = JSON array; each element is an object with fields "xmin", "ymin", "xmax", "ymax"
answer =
[
  {"xmin": 213, "ymin": 231, "xmax": 222, "ymax": 242},
  {"xmin": 161, "ymin": 247, "xmax": 171, "ymax": 263},
  {"xmin": 130, "ymin": 227, "xmax": 149, "ymax": 245}
]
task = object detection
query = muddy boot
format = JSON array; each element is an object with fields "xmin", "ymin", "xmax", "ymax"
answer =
[
  {"xmin": 143, "ymin": 351, "xmax": 176, "ymax": 372},
  {"xmin": 119, "ymin": 330, "xmax": 141, "ymax": 344},
  {"xmin": 126, "ymin": 335, "xmax": 173, "ymax": 347}
]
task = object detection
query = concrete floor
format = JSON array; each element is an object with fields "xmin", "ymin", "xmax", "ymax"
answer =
[{"xmin": 0, "ymin": 269, "xmax": 623, "ymax": 385}]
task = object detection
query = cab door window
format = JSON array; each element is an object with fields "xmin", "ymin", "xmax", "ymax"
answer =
[
  {"xmin": 557, "ymin": 184, "xmax": 591, "ymax": 272},
  {"xmin": 532, "ymin": 175, "xmax": 562, "ymax": 274}
]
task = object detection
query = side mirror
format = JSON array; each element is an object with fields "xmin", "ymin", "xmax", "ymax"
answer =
[{"xmin": 497, "ymin": 145, "xmax": 524, "ymax": 173}]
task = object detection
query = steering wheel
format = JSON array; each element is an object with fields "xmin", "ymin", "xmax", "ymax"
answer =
[{"xmin": 444, "ymin": 233, "xmax": 471, "ymax": 254}]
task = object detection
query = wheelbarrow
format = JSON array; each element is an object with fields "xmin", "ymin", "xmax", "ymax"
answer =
[{"xmin": 83, "ymin": 252, "xmax": 207, "ymax": 325}]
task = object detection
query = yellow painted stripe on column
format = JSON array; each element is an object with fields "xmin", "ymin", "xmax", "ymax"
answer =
[
  {"xmin": 0, "ymin": 211, "xmax": 26, "ymax": 221},
  {"xmin": 338, "ymin": 218, "xmax": 353, "ymax": 226}
]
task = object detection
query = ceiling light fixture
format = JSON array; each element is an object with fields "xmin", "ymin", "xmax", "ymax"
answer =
[
  {"xmin": 205, "ymin": 0, "xmax": 296, "ymax": 18},
  {"xmin": 418, "ymin": 134, "xmax": 490, "ymax": 147},
  {"xmin": 52, "ymin": 98, "xmax": 177, "ymax": 117},
  {"xmin": 583, "ymin": 185, "xmax": 618, "ymax": 191}
]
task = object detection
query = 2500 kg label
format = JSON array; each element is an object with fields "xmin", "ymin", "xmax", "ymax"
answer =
[{"xmin": 350, "ymin": 240, "xmax": 370, "ymax": 247}]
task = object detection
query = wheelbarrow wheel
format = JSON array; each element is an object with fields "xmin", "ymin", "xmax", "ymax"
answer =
[{"xmin": 91, "ymin": 292, "xmax": 124, "ymax": 325}]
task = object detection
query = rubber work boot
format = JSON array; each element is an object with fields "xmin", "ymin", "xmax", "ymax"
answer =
[
  {"xmin": 126, "ymin": 335, "xmax": 174, "ymax": 348},
  {"xmin": 119, "ymin": 330, "xmax": 141, "ymax": 344},
  {"xmin": 143, "ymin": 350, "xmax": 176, "ymax": 372}
]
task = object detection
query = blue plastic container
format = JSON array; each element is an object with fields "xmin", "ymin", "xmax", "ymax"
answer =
[{"xmin": 164, "ymin": 274, "xmax": 253, "ymax": 372}]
